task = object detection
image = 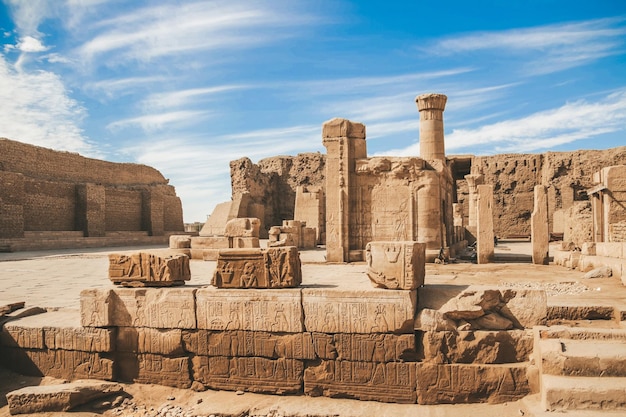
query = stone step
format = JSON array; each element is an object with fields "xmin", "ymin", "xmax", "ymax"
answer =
[
  {"xmin": 539, "ymin": 338, "xmax": 626, "ymax": 377},
  {"xmin": 541, "ymin": 374, "xmax": 626, "ymax": 411}
]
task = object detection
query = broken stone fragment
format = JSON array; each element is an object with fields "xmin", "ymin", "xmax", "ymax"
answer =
[
  {"xmin": 583, "ymin": 266, "xmax": 612, "ymax": 279},
  {"xmin": 439, "ymin": 289, "xmax": 501, "ymax": 321},
  {"xmin": 6, "ymin": 380, "xmax": 123, "ymax": 414},
  {"xmin": 471, "ymin": 312, "xmax": 514, "ymax": 330},
  {"xmin": 108, "ymin": 252, "xmax": 191, "ymax": 287},
  {"xmin": 414, "ymin": 308, "xmax": 456, "ymax": 332}
]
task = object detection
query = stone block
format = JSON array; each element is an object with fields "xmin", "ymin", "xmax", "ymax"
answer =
[
  {"xmin": 196, "ymin": 288, "xmax": 303, "ymax": 332},
  {"xmin": 182, "ymin": 330, "xmax": 315, "ymax": 359},
  {"xmin": 581, "ymin": 242, "xmax": 596, "ymax": 256},
  {"xmin": 6, "ymin": 380, "xmax": 123, "ymax": 415},
  {"xmin": 596, "ymin": 242, "xmax": 624, "ymax": 258},
  {"xmin": 416, "ymin": 363, "xmax": 531, "ymax": 404},
  {"xmin": 304, "ymin": 360, "xmax": 417, "ymax": 403},
  {"xmin": 302, "ymin": 289, "xmax": 416, "ymax": 334},
  {"xmin": 322, "ymin": 118, "xmax": 366, "ymax": 139},
  {"xmin": 201, "ymin": 249, "xmax": 220, "ymax": 261},
  {"xmin": 0, "ymin": 348, "xmax": 113, "ymax": 380},
  {"xmin": 116, "ymin": 352, "xmax": 191, "ymax": 388},
  {"xmin": 169, "ymin": 235, "xmax": 191, "ymax": 249},
  {"xmin": 231, "ymin": 237, "xmax": 260, "ymax": 248},
  {"xmin": 420, "ymin": 330, "xmax": 533, "ymax": 364},
  {"xmin": 224, "ymin": 217, "xmax": 260, "ymax": 238},
  {"xmin": 1, "ymin": 323, "xmax": 44, "ymax": 349},
  {"xmin": 302, "ymin": 227, "xmax": 317, "ymax": 249},
  {"xmin": 328, "ymin": 333, "xmax": 417, "ymax": 362},
  {"xmin": 191, "ymin": 236, "xmax": 230, "ymax": 249},
  {"xmin": 108, "ymin": 252, "xmax": 190, "ymax": 286},
  {"xmin": 211, "ymin": 247, "xmax": 301, "ymax": 289},
  {"xmin": 117, "ymin": 327, "xmax": 183, "ymax": 355},
  {"xmin": 414, "ymin": 308, "xmax": 456, "ymax": 332},
  {"xmin": 80, "ymin": 288, "xmax": 196, "ymax": 329},
  {"xmin": 365, "ymin": 241, "xmax": 425, "ymax": 290},
  {"xmin": 192, "ymin": 356, "xmax": 303, "ymax": 394},
  {"xmin": 500, "ymin": 288, "xmax": 547, "ymax": 328}
]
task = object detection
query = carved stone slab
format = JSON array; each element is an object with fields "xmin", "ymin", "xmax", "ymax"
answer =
[
  {"xmin": 224, "ymin": 217, "xmax": 261, "ymax": 238},
  {"xmin": 117, "ymin": 327, "xmax": 183, "ymax": 356},
  {"xmin": 117, "ymin": 353, "xmax": 191, "ymax": 389},
  {"xmin": 304, "ymin": 360, "xmax": 417, "ymax": 403},
  {"xmin": 192, "ymin": 356, "xmax": 303, "ymax": 394},
  {"xmin": 0, "ymin": 348, "xmax": 113, "ymax": 380},
  {"xmin": 80, "ymin": 288, "xmax": 196, "ymax": 329},
  {"xmin": 311, "ymin": 333, "xmax": 416, "ymax": 362},
  {"xmin": 196, "ymin": 288, "xmax": 303, "ymax": 332},
  {"xmin": 365, "ymin": 241, "xmax": 425, "ymax": 290},
  {"xmin": 109, "ymin": 252, "xmax": 190, "ymax": 286},
  {"xmin": 302, "ymin": 289, "xmax": 417, "ymax": 334},
  {"xmin": 416, "ymin": 363, "xmax": 530, "ymax": 404},
  {"xmin": 182, "ymin": 330, "xmax": 315, "ymax": 360},
  {"xmin": 211, "ymin": 247, "xmax": 301, "ymax": 289}
]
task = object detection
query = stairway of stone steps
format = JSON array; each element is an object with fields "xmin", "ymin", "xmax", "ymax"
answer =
[{"xmin": 534, "ymin": 324, "xmax": 626, "ymax": 412}]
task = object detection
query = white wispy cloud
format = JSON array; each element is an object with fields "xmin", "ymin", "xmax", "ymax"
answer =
[
  {"xmin": 83, "ymin": 76, "xmax": 170, "ymax": 99},
  {"xmin": 141, "ymin": 85, "xmax": 247, "ymax": 110},
  {"xmin": 107, "ymin": 110, "xmax": 210, "ymax": 132},
  {"xmin": 16, "ymin": 36, "xmax": 48, "ymax": 52}
]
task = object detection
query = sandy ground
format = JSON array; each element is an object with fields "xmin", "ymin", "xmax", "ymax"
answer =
[{"xmin": 1, "ymin": 241, "xmax": 624, "ymax": 416}]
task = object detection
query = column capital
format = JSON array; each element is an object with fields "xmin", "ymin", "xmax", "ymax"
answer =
[
  {"xmin": 415, "ymin": 93, "xmax": 447, "ymax": 112},
  {"xmin": 322, "ymin": 118, "xmax": 366, "ymax": 139}
]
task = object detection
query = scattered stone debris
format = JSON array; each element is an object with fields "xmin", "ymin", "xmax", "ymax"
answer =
[{"xmin": 583, "ymin": 266, "xmax": 612, "ymax": 279}]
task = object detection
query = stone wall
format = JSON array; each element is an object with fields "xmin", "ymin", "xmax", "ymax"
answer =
[{"xmin": 0, "ymin": 138, "xmax": 184, "ymax": 244}]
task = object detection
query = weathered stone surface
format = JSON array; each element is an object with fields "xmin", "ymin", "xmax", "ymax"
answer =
[
  {"xmin": 117, "ymin": 327, "xmax": 183, "ymax": 355},
  {"xmin": 191, "ymin": 236, "xmax": 230, "ymax": 249},
  {"xmin": 0, "ymin": 348, "xmax": 113, "ymax": 380},
  {"xmin": 0, "ymin": 301, "xmax": 25, "ymax": 316},
  {"xmin": 365, "ymin": 241, "xmax": 425, "ymax": 290},
  {"xmin": 6, "ymin": 380, "xmax": 123, "ymax": 415},
  {"xmin": 169, "ymin": 235, "xmax": 191, "ymax": 249},
  {"xmin": 542, "ymin": 374, "xmax": 626, "ymax": 411},
  {"xmin": 0, "ymin": 322, "xmax": 44, "ymax": 349},
  {"xmin": 302, "ymin": 289, "xmax": 416, "ymax": 334},
  {"xmin": 116, "ymin": 353, "xmax": 191, "ymax": 388},
  {"xmin": 439, "ymin": 289, "xmax": 501, "ymax": 321},
  {"xmin": 472, "ymin": 312, "xmax": 513, "ymax": 330},
  {"xmin": 416, "ymin": 363, "xmax": 531, "ymax": 404},
  {"xmin": 476, "ymin": 185, "xmax": 494, "ymax": 264},
  {"xmin": 584, "ymin": 266, "xmax": 613, "ymax": 278},
  {"xmin": 421, "ymin": 330, "xmax": 533, "ymax": 364},
  {"xmin": 500, "ymin": 288, "xmax": 548, "ymax": 328},
  {"xmin": 304, "ymin": 360, "xmax": 417, "ymax": 403},
  {"xmin": 332, "ymin": 333, "xmax": 416, "ymax": 362},
  {"xmin": 196, "ymin": 288, "xmax": 303, "ymax": 332},
  {"xmin": 531, "ymin": 185, "xmax": 549, "ymax": 265},
  {"xmin": 224, "ymin": 217, "xmax": 260, "ymax": 238},
  {"xmin": 108, "ymin": 252, "xmax": 190, "ymax": 286},
  {"xmin": 211, "ymin": 247, "xmax": 302, "ymax": 289},
  {"xmin": 182, "ymin": 330, "xmax": 315, "ymax": 359},
  {"xmin": 192, "ymin": 356, "xmax": 303, "ymax": 394},
  {"xmin": 80, "ymin": 288, "xmax": 196, "ymax": 329},
  {"xmin": 414, "ymin": 308, "xmax": 456, "ymax": 332}
]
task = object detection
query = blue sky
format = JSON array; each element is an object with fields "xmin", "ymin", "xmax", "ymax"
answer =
[{"xmin": 0, "ymin": 1, "xmax": 625, "ymax": 222}]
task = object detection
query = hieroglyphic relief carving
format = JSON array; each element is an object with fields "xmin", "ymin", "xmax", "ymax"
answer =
[
  {"xmin": 182, "ymin": 330, "xmax": 315, "ymax": 360},
  {"xmin": 117, "ymin": 353, "xmax": 191, "ymax": 388},
  {"xmin": 365, "ymin": 241, "xmax": 425, "ymax": 290},
  {"xmin": 302, "ymin": 289, "xmax": 416, "ymax": 334},
  {"xmin": 211, "ymin": 247, "xmax": 301, "ymax": 289},
  {"xmin": 192, "ymin": 356, "xmax": 304, "ymax": 394},
  {"xmin": 108, "ymin": 252, "xmax": 190, "ymax": 286},
  {"xmin": 117, "ymin": 327, "xmax": 183, "ymax": 356},
  {"xmin": 196, "ymin": 289, "xmax": 303, "ymax": 332},
  {"xmin": 304, "ymin": 360, "xmax": 417, "ymax": 403}
]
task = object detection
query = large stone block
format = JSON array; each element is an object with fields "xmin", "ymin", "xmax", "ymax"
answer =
[
  {"xmin": 196, "ymin": 288, "xmax": 303, "ymax": 332},
  {"xmin": 211, "ymin": 247, "xmax": 301, "ymax": 289},
  {"xmin": 182, "ymin": 330, "xmax": 315, "ymax": 359},
  {"xmin": 302, "ymin": 289, "xmax": 417, "ymax": 334},
  {"xmin": 80, "ymin": 288, "xmax": 196, "ymax": 329},
  {"xmin": 116, "ymin": 327, "xmax": 183, "ymax": 356},
  {"xmin": 169, "ymin": 235, "xmax": 191, "ymax": 249},
  {"xmin": 224, "ymin": 217, "xmax": 260, "ymax": 238},
  {"xmin": 116, "ymin": 353, "xmax": 191, "ymax": 389},
  {"xmin": 322, "ymin": 118, "xmax": 366, "ymax": 139},
  {"xmin": 191, "ymin": 236, "xmax": 230, "ymax": 249},
  {"xmin": 304, "ymin": 360, "xmax": 417, "ymax": 403},
  {"xmin": 108, "ymin": 252, "xmax": 190, "ymax": 286},
  {"xmin": 365, "ymin": 241, "xmax": 425, "ymax": 290},
  {"xmin": 416, "ymin": 363, "xmax": 531, "ymax": 404},
  {"xmin": 192, "ymin": 356, "xmax": 303, "ymax": 394},
  {"xmin": 313, "ymin": 333, "xmax": 417, "ymax": 362}
]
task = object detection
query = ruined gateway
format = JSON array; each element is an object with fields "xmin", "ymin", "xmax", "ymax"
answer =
[{"xmin": 2, "ymin": 92, "xmax": 626, "ymax": 414}]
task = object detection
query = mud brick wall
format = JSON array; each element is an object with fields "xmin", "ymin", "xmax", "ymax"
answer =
[{"xmin": 0, "ymin": 138, "xmax": 184, "ymax": 239}]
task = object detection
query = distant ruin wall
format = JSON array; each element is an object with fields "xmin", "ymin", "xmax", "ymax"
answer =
[
  {"xmin": 231, "ymin": 146, "xmax": 626, "ymax": 239},
  {"xmin": 0, "ymin": 138, "xmax": 184, "ymax": 240}
]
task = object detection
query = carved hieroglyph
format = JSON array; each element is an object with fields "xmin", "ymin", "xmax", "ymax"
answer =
[
  {"xmin": 211, "ymin": 247, "xmax": 302, "ymax": 289},
  {"xmin": 302, "ymin": 289, "xmax": 416, "ymax": 334},
  {"xmin": 365, "ymin": 241, "xmax": 425, "ymax": 290},
  {"xmin": 117, "ymin": 353, "xmax": 191, "ymax": 388},
  {"xmin": 108, "ymin": 252, "xmax": 190, "ymax": 286},
  {"xmin": 195, "ymin": 288, "xmax": 303, "ymax": 332}
]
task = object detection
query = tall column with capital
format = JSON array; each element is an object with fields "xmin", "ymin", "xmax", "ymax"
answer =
[
  {"xmin": 322, "ymin": 118, "xmax": 366, "ymax": 263},
  {"xmin": 415, "ymin": 93, "xmax": 447, "ymax": 162}
]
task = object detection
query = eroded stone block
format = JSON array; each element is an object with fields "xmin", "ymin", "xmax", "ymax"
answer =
[
  {"xmin": 196, "ymin": 288, "xmax": 303, "ymax": 332},
  {"xmin": 212, "ymin": 247, "xmax": 302, "ymax": 289},
  {"xmin": 330, "ymin": 333, "xmax": 417, "ymax": 362},
  {"xmin": 45, "ymin": 327, "xmax": 114, "ymax": 352},
  {"xmin": 191, "ymin": 236, "xmax": 230, "ymax": 249},
  {"xmin": 302, "ymin": 289, "xmax": 416, "ymax": 334},
  {"xmin": 117, "ymin": 327, "xmax": 183, "ymax": 355},
  {"xmin": 169, "ymin": 235, "xmax": 191, "ymax": 249},
  {"xmin": 304, "ymin": 360, "xmax": 417, "ymax": 403},
  {"xmin": 108, "ymin": 252, "xmax": 190, "ymax": 286},
  {"xmin": 182, "ymin": 330, "xmax": 315, "ymax": 359},
  {"xmin": 192, "ymin": 356, "xmax": 303, "ymax": 394},
  {"xmin": 224, "ymin": 218, "xmax": 260, "ymax": 238},
  {"xmin": 80, "ymin": 288, "xmax": 196, "ymax": 329},
  {"xmin": 1, "ymin": 324, "xmax": 44, "ymax": 349},
  {"xmin": 116, "ymin": 353, "xmax": 191, "ymax": 388},
  {"xmin": 365, "ymin": 241, "xmax": 425, "ymax": 290},
  {"xmin": 416, "ymin": 363, "xmax": 530, "ymax": 404}
]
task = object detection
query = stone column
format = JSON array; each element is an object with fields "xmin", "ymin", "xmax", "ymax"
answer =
[
  {"xmin": 453, "ymin": 202, "xmax": 465, "ymax": 243},
  {"xmin": 531, "ymin": 185, "xmax": 549, "ymax": 265},
  {"xmin": 415, "ymin": 93, "xmax": 447, "ymax": 162},
  {"xmin": 142, "ymin": 189, "xmax": 164, "ymax": 236},
  {"xmin": 322, "ymin": 118, "xmax": 366, "ymax": 262},
  {"xmin": 476, "ymin": 184, "xmax": 494, "ymax": 264},
  {"xmin": 465, "ymin": 174, "xmax": 483, "ymax": 228},
  {"xmin": 416, "ymin": 170, "xmax": 442, "ymax": 251}
]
